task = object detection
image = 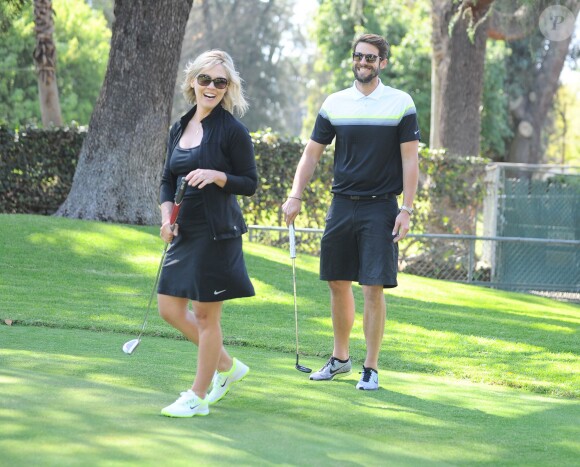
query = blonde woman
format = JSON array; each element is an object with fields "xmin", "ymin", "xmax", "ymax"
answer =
[{"xmin": 157, "ymin": 50, "xmax": 256, "ymax": 417}]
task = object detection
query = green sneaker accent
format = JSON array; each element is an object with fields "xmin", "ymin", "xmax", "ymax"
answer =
[
  {"xmin": 207, "ymin": 357, "xmax": 249, "ymax": 405},
  {"xmin": 161, "ymin": 390, "xmax": 209, "ymax": 417}
]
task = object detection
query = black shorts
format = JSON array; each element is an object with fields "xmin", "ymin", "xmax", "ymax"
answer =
[
  {"xmin": 157, "ymin": 198, "xmax": 255, "ymax": 302},
  {"xmin": 320, "ymin": 195, "xmax": 399, "ymax": 288}
]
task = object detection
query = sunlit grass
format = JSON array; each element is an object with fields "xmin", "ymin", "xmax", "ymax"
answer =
[
  {"xmin": 1, "ymin": 213, "xmax": 578, "ymax": 401},
  {"xmin": 1, "ymin": 327, "xmax": 579, "ymax": 466}
]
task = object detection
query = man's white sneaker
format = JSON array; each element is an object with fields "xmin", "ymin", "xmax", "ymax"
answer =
[
  {"xmin": 356, "ymin": 366, "xmax": 379, "ymax": 390},
  {"xmin": 206, "ymin": 357, "xmax": 249, "ymax": 405},
  {"xmin": 161, "ymin": 390, "xmax": 209, "ymax": 417},
  {"xmin": 309, "ymin": 356, "xmax": 352, "ymax": 381}
]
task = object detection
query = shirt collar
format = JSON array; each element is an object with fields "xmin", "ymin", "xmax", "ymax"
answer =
[{"xmin": 350, "ymin": 79, "xmax": 385, "ymax": 100}]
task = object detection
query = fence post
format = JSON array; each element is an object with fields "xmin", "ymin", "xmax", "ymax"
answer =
[{"xmin": 468, "ymin": 240, "xmax": 475, "ymax": 282}]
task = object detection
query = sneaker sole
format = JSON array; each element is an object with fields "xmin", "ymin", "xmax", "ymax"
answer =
[
  {"xmin": 310, "ymin": 369, "xmax": 352, "ymax": 381},
  {"xmin": 208, "ymin": 368, "xmax": 250, "ymax": 405},
  {"xmin": 161, "ymin": 410, "xmax": 209, "ymax": 418}
]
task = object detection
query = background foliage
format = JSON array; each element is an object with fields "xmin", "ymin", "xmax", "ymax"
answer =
[
  {"xmin": 480, "ymin": 40, "xmax": 513, "ymax": 159},
  {"xmin": 0, "ymin": 0, "xmax": 110, "ymax": 128},
  {"xmin": 172, "ymin": 0, "xmax": 307, "ymax": 135},
  {"xmin": 0, "ymin": 125, "xmax": 83, "ymax": 214},
  {"xmin": 1, "ymin": 0, "xmax": 577, "ymax": 165}
]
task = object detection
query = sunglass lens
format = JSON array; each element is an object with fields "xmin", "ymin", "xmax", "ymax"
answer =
[
  {"xmin": 352, "ymin": 53, "xmax": 379, "ymax": 63},
  {"xmin": 197, "ymin": 75, "xmax": 212, "ymax": 86},
  {"xmin": 214, "ymin": 79, "xmax": 228, "ymax": 89},
  {"xmin": 197, "ymin": 75, "xmax": 228, "ymax": 89}
]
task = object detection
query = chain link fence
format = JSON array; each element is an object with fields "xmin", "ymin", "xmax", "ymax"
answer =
[{"xmin": 247, "ymin": 226, "xmax": 580, "ymax": 303}]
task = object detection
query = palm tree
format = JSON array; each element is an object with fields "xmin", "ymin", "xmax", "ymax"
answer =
[{"xmin": 33, "ymin": 0, "xmax": 63, "ymax": 127}]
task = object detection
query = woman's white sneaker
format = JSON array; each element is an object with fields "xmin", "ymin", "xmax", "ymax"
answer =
[
  {"xmin": 161, "ymin": 390, "xmax": 209, "ymax": 417},
  {"xmin": 206, "ymin": 357, "xmax": 249, "ymax": 405}
]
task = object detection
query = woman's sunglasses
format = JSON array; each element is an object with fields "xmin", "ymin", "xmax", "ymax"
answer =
[
  {"xmin": 196, "ymin": 74, "xmax": 229, "ymax": 89},
  {"xmin": 352, "ymin": 52, "xmax": 382, "ymax": 63}
]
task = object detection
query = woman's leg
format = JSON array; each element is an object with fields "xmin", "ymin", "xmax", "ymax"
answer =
[
  {"xmin": 158, "ymin": 294, "xmax": 233, "ymax": 375},
  {"xmin": 190, "ymin": 300, "xmax": 224, "ymax": 398}
]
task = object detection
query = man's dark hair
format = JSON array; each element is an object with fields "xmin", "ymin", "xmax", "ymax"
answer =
[{"xmin": 352, "ymin": 33, "xmax": 390, "ymax": 60}]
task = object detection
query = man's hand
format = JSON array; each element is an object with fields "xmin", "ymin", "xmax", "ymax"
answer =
[
  {"xmin": 282, "ymin": 197, "xmax": 302, "ymax": 226},
  {"xmin": 392, "ymin": 210, "xmax": 410, "ymax": 243}
]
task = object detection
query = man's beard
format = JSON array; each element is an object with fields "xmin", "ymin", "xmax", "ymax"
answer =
[{"xmin": 352, "ymin": 64, "xmax": 379, "ymax": 84}]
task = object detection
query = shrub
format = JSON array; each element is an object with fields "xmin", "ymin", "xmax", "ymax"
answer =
[{"xmin": 0, "ymin": 125, "xmax": 84, "ymax": 214}]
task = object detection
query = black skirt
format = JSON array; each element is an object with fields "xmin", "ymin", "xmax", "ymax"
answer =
[{"xmin": 157, "ymin": 196, "xmax": 255, "ymax": 302}]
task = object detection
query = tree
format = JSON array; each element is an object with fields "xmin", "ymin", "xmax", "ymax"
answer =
[
  {"xmin": 0, "ymin": 0, "xmax": 110, "ymax": 127},
  {"xmin": 56, "ymin": 0, "xmax": 193, "ymax": 224},
  {"xmin": 480, "ymin": 40, "xmax": 513, "ymax": 159},
  {"xmin": 173, "ymin": 0, "xmax": 303, "ymax": 135},
  {"xmin": 0, "ymin": 0, "xmax": 27, "ymax": 32},
  {"xmin": 501, "ymin": 1, "xmax": 580, "ymax": 164},
  {"xmin": 33, "ymin": 0, "xmax": 62, "ymax": 126},
  {"xmin": 430, "ymin": 0, "xmax": 495, "ymax": 156},
  {"xmin": 545, "ymin": 79, "xmax": 580, "ymax": 165},
  {"xmin": 432, "ymin": 0, "xmax": 579, "ymax": 162}
]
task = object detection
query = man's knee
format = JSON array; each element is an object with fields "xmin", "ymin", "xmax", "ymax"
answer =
[
  {"xmin": 328, "ymin": 280, "xmax": 352, "ymax": 297},
  {"xmin": 362, "ymin": 285, "xmax": 385, "ymax": 303}
]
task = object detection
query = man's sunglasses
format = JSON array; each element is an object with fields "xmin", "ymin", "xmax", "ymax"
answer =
[
  {"xmin": 352, "ymin": 52, "xmax": 382, "ymax": 63},
  {"xmin": 196, "ymin": 74, "xmax": 229, "ymax": 89}
]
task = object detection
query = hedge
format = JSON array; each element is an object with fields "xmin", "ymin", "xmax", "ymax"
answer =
[
  {"xmin": 0, "ymin": 126, "xmax": 83, "ymax": 215},
  {"xmin": 0, "ymin": 126, "xmax": 490, "ymax": 255}
]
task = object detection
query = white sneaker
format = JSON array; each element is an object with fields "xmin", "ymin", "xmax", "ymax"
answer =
[
  {"xmin": 356, "ymin": 366, "xmax": 379, "ymax": 390},
  {"xmin": 161, "ymin": 390, "xmax": 209, "ymax": 417},
  {"xmin": 309, "ymin": 356, "xmax": 352, "ymax": 381},
  {"xmin": 206, "ymin": 357, "xmax": 249, "ymax": 405}
]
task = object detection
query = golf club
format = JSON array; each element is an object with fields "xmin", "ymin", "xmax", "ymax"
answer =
[
  {"xmin": 289, "ymin": 223, "xmax": 312, "ymax": 373},
  {"xmin": 122, "ymin": 177, "xmax": 188, "ymax": 355}
]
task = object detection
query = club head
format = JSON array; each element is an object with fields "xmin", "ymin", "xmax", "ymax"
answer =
[
  {"xmin": 122, "ymin": 338, "xmax": 140, "ymax": 355},
  {"xmin": 296, "ymin": 364, "xmax": 312, "ymax": 373}
]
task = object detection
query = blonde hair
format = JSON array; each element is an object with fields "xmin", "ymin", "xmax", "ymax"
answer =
[{"xmin": 181, "ymin": 49, "xmax": 249, "ymax": 117}]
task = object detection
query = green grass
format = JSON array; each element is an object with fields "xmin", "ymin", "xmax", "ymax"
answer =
[{"xmin": 1, "ymin": 214, "xmax": 579, "ymax": 466}]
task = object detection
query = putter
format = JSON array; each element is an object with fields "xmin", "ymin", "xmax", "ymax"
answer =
[
  {"xmin": 289, "ymin": 224, "xmax": 312, "ymax": 373},
  {"xmin": 122, "ymin": 177, "xmax": 188, "ymax": 355}
]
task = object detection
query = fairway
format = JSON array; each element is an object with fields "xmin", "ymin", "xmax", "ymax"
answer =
[
  {"xmin": 1, "ymin": 214, "xmax": 579, "ymax": 466},
  {"xmin": 2, "ymin": 327, "xmax": 579, "ymax": 466}
]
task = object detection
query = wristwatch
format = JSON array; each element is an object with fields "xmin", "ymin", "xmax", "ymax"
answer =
[{"xmin": 399, "ymin": 205, "xmax": 414, "ymax": 215}]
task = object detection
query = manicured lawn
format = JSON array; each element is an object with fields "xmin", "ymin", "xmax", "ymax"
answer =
[{"xmin": 1, "ymin": 214, "xmax": 579, "ymax": 465}]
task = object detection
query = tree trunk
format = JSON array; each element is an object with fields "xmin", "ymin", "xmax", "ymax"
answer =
[
  {"xmin": 33, "ymin": 0, "xmax": 62, "ymax": 127},
  {"xmin": 507, "ymin": 1, "xmax": 580, "ymax": 164},
  {"xmin": 56, "ymin": 0, "xmax": 193, "ymax": 224},
  {"xmin": 431, "ymin": 0, "xmax": 494, "ymax": 156},
  {"xmin": 429, "ymin": 0, "xmax": 450, "ymax": 150}
]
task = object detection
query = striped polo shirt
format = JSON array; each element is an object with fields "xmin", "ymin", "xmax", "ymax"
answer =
[{"xmin": 311, "ymin": 80, "xmax": 420, "ymax": 196}]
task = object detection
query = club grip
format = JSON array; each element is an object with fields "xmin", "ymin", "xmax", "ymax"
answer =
[
  {"xmin": 169, "ymin": 177, "xmax": 188, "ymax": 226},
  {"xmin": 289, "ymin": 224, "xmax": 296, "ymax": 259}
]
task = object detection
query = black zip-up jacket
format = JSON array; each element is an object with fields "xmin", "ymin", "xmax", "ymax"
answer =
[{"xmin": 160, "ymin": 105, "xmax": 257, "ymax": 240}]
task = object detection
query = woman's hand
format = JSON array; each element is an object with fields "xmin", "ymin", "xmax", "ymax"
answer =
[
  {"xmin": 160, "ymin": 221, "xmax": 179, "ymax": 243},
  {"xmin": 186, "ymin": 169, "xmax": 226, "ymax": 189}
]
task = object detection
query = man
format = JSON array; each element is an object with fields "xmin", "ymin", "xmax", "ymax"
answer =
[{"xmin": 282, "ymin": 33, "xmax": 419, "ymax": 391}]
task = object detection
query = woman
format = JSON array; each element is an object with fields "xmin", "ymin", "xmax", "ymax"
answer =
[{"xmin": 157, "ymin": 50, "xmax": 257, "ymax": 417}]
